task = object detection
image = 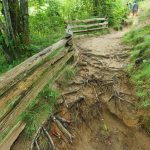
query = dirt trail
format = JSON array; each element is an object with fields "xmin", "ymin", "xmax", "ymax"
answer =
[{"xmin": 12, "ymin": 31, "xmax": 150, "ymax": 150}]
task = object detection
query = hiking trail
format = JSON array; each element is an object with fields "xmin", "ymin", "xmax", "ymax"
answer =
[{"xmin": 12, "ymin": 30, "xmax": 150, "ymax": 150}]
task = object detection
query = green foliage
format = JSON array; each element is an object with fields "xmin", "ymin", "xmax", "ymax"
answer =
[
  {"xmin": 123, "ymin": 25, "xmax": 150, "ymax": 45},
  {"xmin": 23, "ymin": 86, "xmax": 60, "ymax": 137},
  {"xmin": 105, "ymin": 0, "xmax": 128, "ymax": 28},
  {"xmin": 142, "ymin": 116, "xmax": 150, "ymax": 133},
  {"xmin": 0, "ymin": 0, "xmax": 128, "ymax": 74},
  {"xmin": 123, "ymin": 1, "xmax": 150, "ymax": 109},
  {"xmin": 60, "ymin": 66, "xmax": 76, "ymax": 86},
  {"xmin": 63, "ymin": 66, "xmax": 76, "ymax": 80}
]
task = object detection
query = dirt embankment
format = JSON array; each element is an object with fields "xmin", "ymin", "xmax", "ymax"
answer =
[{"xmin": 12, "ymin": 31, "xmax": 150, "ymax": 150}]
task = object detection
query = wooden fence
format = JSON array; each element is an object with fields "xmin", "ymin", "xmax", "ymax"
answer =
[
  {"xmin": 0, "ymin": 34, "xmax": 75, "ymax": 149},
  {"xmin": 0, "ymin": 17, "xmax": 108, "ymax": 149},
  {"xmin": 65, "ymin": 17, "xmax": 108, "ymax": 33}
]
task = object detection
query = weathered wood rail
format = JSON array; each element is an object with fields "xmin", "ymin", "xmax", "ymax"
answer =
[
  {"xmin": 0, "ymin": 34, "xmax": 75, "ymax": 149},
  {"xmin": 0, "ymin": 17, "xmax": 108, "ymax": 150},
  {"xmin": 66, "ymin": 17, "xmax": 108, "ymax": 33}
]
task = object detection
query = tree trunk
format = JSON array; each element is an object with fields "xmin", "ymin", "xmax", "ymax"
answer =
[
  {"xmin": 0, "ymin": 15, "xmax": 15, "ymax": 62},
  {"xmin": 2, "ymin": 0, "xmax": 15, "ymax": 41},
  {"xmin": 93, "ymin": 0, "xmax": 99, "ymax": 16},
  {"xmin": 0, "ymin": 30, "xmax": 14, "ymax": 63},
  {"xmin": 1, "ymin": 0, "xmax": 29, "ymax": 62},
  {"xmin": 20, "ymin": 0, "xmax": 29, "ymax": 45},
  {"xmin": 8, "ymin": 0, "xmax": 21, "ymax": 37},
  {"xmin": 2, "ymin": 0, "xmax": 18, "ymax": 58}
]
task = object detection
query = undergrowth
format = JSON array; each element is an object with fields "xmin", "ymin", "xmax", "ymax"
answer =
[
  {"xmin": 60, "ymin": 66, "xmax": 76, "ymax": 86},
  {"xmin": 22, "ymin": 86, "xmax": 60, "ymax": 137},
  {"xmin": 123, "ymin": 1, "xmax": 150, "ymax": 109},
  {"xmin": 21, "ymin": 66, "xmax": 75, "ymax": 137}
]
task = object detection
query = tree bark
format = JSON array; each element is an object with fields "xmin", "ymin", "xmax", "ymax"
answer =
[
  {"xmin": 2, "ymin": 0, "xmax": 18, "ymax": 58},
  {"xmin": 8, "ymin": 0, "xmax": 21, "ymax": 37},
  {"xmin": 0, "ymin": 18, "xmax": 15, "ymax": 62},
  {"xmin": 20, "ymin": 0, "xmax": 29, "ymax": 45},
  {"xmin": 93, "ymin": 0, "xmax": 99, "ymax": 16},
  {"xmin": 1, "ymin": 0, "xmax": 29, "ymax": 61},
  {"xmin": 2, "ymin": 0, "xmax": 15, "ymax": 42},
  {"xmin": 0, "ymin": 30, "xmax": 13, "ymax": 62}
]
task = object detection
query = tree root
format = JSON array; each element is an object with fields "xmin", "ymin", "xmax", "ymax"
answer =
[
  {"xmin": 82, "ymin": 52, "xmax": 110, "ymax": 59},
  {"xmin": 52, "ymin": 116, "xmax": 73, "ymax": 143},
  {"xmin": 35, "ymin": 140, "xmax": 40, "ymax": 150},
  {"xmin": 62, "ymin": 88, "xmax": 80, "ymax": 96},
  {"xmin": 31, "ymin": 115, "xmax": 56, "ymax": 150},
  {"xmin": 42, "ymin": 127, "xmax": 56, "ymax": 150},
  {"xmin": 31, "ymin": 127, "xmax": 42, "ymax": 150},
  {"xmin": 108, "ymin": 86, "xmax": 135, "ymax": 106},
  {"xmin": 68, "ymin": 96, "xmax": 85, "ymax": 109},
  {"xmin": 56, "ymin": 115, "xmax": 71, "ymax": 124}
]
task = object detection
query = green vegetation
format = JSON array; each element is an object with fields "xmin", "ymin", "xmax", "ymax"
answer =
[
  {"xmin": 21, "ymin": 65, "xmax": 77, "ymax": 137},
  {"xmin": 0, "ymin": 0, "xmax": 128, "ymax": 75},
  {"xmin": 59, "ymin": 66, "xmax": 77, "ymax": 86},
  {"xmin": 123, "ymin": 0, "xmax": 150, "ymax": 109},
  {"xmin": 23, "ymin": 86, "xmax": 60, "ymax": 137}
]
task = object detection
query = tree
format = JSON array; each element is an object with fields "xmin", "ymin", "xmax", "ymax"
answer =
[{"xmin": 0, "ymin": 0, "xmax": 29, "ymax": 63}]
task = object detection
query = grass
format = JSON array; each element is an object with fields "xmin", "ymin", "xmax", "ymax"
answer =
[
  {"xmin": 123, "ymin": 0, "xmax": 150, "ymax": 110},
  {"xmin": 21, "ymin": 59, "xmax": 73, "ymax": 137},
  {"xmin": 0, "ymin": 49, "xmax": 73, "ymax": 141},
  {"xmin": 22, "ymin": 86, "xmax": 60, "ymax": 137},
  {"xmin": 59, "ymin": 66, "xmax": 77, "ymax": 86}
]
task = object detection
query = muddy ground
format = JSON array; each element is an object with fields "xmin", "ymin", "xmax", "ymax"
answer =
[{"xmin": 12, "ymin": 31, "xmax": 150, "ymax": 150}]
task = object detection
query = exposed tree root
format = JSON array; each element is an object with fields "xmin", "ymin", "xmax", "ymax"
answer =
[
  {"xmin": 42, "ymin": 127, "xmax": 56, "ymax": 150},
  {"xmin": 52, "ymin": 116, "xmax": 73, "ymax": 143}
]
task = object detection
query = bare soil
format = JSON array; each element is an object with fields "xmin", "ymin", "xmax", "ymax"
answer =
[{"xmin": 12, "ymin": 31, "xmax": 150, "ymax": 150}]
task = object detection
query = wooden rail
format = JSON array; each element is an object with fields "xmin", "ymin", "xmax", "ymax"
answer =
[
  {"xmin": 66, "ymin": 17, "xmax": 108, "ymax": 34},
  {"xmin": 0, "ymin": 33, "xmax": 75, "ymax": 149}
]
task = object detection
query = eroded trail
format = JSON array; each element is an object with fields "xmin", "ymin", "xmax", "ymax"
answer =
[
  {"xmin": 55, "ymin": 31, "xmax": 150, "ymax": 150},
  {"xmin": 12, "ymin": 31, "xmax": 150, "ymax": 150}
]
